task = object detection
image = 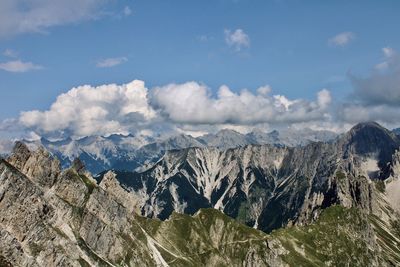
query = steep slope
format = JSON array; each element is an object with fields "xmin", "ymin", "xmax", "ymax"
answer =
[
  {"xmin": 0, "ymin": 142, "xmax": 287, "ymax": 266},
  {"xmin": 108, "ymin": 122, "xmax": 400, "ymax": 233}
]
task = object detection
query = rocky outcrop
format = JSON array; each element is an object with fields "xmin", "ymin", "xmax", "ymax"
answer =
[
  {"xmin": 0, "ymin": 143, "xmax": 290, "ymax": 266},
  {"xmin": 7, "ymin": 141, "xmax": 60, "ymax": 188}
]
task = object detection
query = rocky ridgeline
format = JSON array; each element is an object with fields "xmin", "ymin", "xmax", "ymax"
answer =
[
  {"xmin": 0, "ymin": 141, "xmax": 292, "ymax": 266},
  {"xmin": 108, "ymin": 122, "xmax": 400, "ymax": 233},
  {"xmin": 1, "ymin": 122, "xmax": 400, "ymax": 266},
  {"xmin": 18, "ymin": 128, "xmax": 337, "ymax": 175}
]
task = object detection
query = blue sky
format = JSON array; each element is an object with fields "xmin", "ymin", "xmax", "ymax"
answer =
[{"xmin": 1, "ymin": 0, "xmax": 400, "ymax": 138}]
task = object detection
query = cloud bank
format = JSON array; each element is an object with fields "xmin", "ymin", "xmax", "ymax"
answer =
[
  {"xmin": 5, "ymin": 47, "xmax": 400, "ymax": 138},
  {"xmin": 151, "ymin": 82, "xmax": 331, "ymax": 125},
  {"xmin": 16, "ymin": 79, "xmax": 334, "ymax": 138}
]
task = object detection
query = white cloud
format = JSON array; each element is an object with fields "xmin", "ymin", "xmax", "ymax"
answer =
[
  {"xmin": 0, "ymin": 0, "xmax": 108, "ymax": 38},
  {"xmin": 15, "ymin": 79, "xmax": 334, "ymax": 138},
  {"xmin": 383, "ymin": 47, "xmax": 396, "ymax": 58},
  {"xmin": 0, "ymin": 60, "xmax": 42, "ymax": 72},
  {"xmin": 328, "ymin": 32, "xmax": 355, "ymax": 47},
  {"xmin": 96, "ymin": 57, "xmax": 128, "ymax": 68},
  {"xmin": 224, "ymin": 29, "xmax": 250, "ymax": 51},
  {"xmin": 375, "ymin": 47, "xmax": 397, "ymax": 70},
  {"xmin": 317, "ymin": 89, "xmax": 332, "ymax": 110},
  {"xmin": 256, "ymin": 85, "xmax": 272, "ymax": 95},
  {"xmin": 375, "ymin": 61, "xmax": 389, "ymax": 71},
  {"xmin": 151, "ymin": 82, "xmax": 331, "ymax": 125},
  {"xmin": 123, "ymin": 6, "xmax": 132, "ymax": 16},
  {"xmin": 0, "ymin": 138, "xmax": 14, "ymax": 154},
  {"xmin": 19, "ymin": 80, "xmax": 156, "ymax": 137},
  {"xmin": 3, "ymin": 49, "xmax": 18, "ymax": 58}
]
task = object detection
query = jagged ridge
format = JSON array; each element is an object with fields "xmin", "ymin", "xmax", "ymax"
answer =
[{"xmin": 107, "ymin": 122, "xmax": 400, "ymax": 233}]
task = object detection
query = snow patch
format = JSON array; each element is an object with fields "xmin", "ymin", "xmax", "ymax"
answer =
[{"xmin": 361, "ymin": 158, "xmax": 380, "ymax": 179}]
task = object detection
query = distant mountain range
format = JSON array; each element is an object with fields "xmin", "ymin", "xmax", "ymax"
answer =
[{"xmin": 18, "ymin": 128, "xmax": 338, "ymax": 174}]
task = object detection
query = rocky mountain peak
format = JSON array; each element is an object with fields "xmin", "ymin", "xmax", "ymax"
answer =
[
  {"xmin": 346, "ymin": 121, "xmax": 397, "ymax": 140},
  {"xmin": 268, "ymin": 129, "xmax": 280, "ymax": 138},
  {"xmin": 7, "ymin": 141, "xmax": 32, "ymax": 170},
  {"xmin": 339, "ymin": 122, "xmax": 400, "ymax": 168},
  {"xmin": 7, "ymin": 142, "xmax": 60, "ymax": 188},
  {"xmin": 215, "ymin": 128, "xmax": 242, "ymax": 136}
]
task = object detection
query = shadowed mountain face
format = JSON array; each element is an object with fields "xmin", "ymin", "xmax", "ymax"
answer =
[
  {"xmin": 393, "ymin": 128, "xmax": 400, "ymax": 137},
  {"xmin": 104, "ymin": 122, "xmax": 400, "ymax": 233}
]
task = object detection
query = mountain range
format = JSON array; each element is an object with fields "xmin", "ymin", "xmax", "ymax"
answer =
[
  {"xmin": 101, "ymin": 122, "xmax": 400, "ymax": 233},
  {"xmin": 17, "ymin": 128, "xmax": 338, "ymax": 175},
  {"xmin": 1, "ymin": 122, "xmax": 400, "ymax": 266}
]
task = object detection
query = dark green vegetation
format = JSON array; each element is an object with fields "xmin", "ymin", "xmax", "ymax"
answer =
[
  {"xmin": 132, "ymin": 206, "xmax": 400, "ymax": 266},
  {"xmin": 272, "ymin": 206, "xmax": 375, "ymax": 266}
]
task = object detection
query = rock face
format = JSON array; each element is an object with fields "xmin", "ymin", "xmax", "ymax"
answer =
[
  {"xmin": 107, "ymin": 122, "xmax": 400, "ymax": 233},
  {"xmin": 1, "ymin": 123, "xmax": 400, "ymax": 266},
  {"xmin": 0, "ymin": 142, "xmax": 289, "ymax": 266}
]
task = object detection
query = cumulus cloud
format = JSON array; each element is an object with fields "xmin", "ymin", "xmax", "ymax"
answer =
[
  {"xmin": 256, "ymin": 85, "xmax": 272, "ymax": 95},
  {"xmin": 0, "ymin": 60, "xmax": 43, "ymax": 72},
  {"xmin": 328, "ymin": 32, "xmax": 355, "ymax": 47},
  {"xmin": 13, "ymin": 78, "xmax": 336, "ymax": 138},
  {"xmin": 0, "ymin": 0, "xmax": 108, "ymax": 38},
  {"xmin": 96, "ymin": 57, "xmax": 128, "ymax": 68},
  {"xmin": 19, "ymin": 80, "xmax": 156, "ymax": 137},
  {"xmin": 224, "ymin": 29, "xmax": 250, "ymax": 51},
  {"xmin": 350, "ymin": 47, "xmax": 400, "ymax": 106},
  {"xmin": 151, "ymin": 82, "xmax": 331, "ymax": 125}
]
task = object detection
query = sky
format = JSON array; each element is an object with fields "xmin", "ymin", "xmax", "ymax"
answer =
[{"xmin": 1, "ymin": 0, "xmax": 400, "ymax": 140}]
